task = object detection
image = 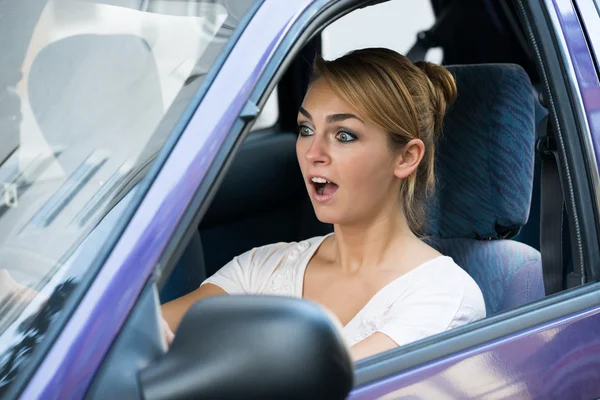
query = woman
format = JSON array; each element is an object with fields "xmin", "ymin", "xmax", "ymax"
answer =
[{"xmin": 162, "ymin": 48, "xmax": 485, "ymax": 360}]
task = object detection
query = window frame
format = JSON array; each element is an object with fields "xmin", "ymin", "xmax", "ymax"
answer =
[
  {"xmin": 235, "ymin": 0, "xmax": 600, "ymax": 388},
  {"xmin": 138, "ymin": 0, "xmax": 600, "ymax": 390}
]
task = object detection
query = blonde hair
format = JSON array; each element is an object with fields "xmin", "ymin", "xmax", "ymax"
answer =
[{"xmin": 311, "ymin": 48, "xmax": 457, "ymax": 235}]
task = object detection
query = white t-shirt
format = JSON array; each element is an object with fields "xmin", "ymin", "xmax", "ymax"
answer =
[{"xmin": 202, "ymin": 234, "xmax": 486, "ymax": 347}]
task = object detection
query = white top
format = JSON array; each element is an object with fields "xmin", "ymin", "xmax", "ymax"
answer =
[{"xmin": 202, "ymin": 234, "xmax": 486, "ymax": 347}]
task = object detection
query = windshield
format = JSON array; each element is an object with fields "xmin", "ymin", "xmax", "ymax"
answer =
[{"xmin": 0, "ymin": 0, "xmax": 255, "ymax": 394}]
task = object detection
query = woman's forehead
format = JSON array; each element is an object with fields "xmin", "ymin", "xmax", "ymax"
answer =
[{"xmin": 300, "ymin": 80, "xmax": 360, "ymax": 119}]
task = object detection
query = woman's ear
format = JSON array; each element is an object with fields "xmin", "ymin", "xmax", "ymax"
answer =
[{"xmin": 394, "ymin": 139, "xmax": 425, "ymax": 179}]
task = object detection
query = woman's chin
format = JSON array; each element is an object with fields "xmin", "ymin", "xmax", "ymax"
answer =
[{"xmin": 313, "ymin": 210, "xmax": 342, "ymax": 225}]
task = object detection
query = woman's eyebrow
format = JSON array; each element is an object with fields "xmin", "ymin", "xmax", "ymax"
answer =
[
  {"xmin": 299, "ymin": 107, "xmax": 313, "ymax": 120},
  {"xmin": 299, "ymin": 107, "xmax": 364, "ymax": 124},
  {"xmin": 326, "ymin": 113, "xmax": 364, "ymax": 124}
]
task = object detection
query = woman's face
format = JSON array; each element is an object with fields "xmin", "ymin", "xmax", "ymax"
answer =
[{"xmin": 296, "ymin": 78, "xmax": 403, "ymax": 225}]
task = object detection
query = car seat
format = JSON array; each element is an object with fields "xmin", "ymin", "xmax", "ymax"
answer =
[{"xmin": 428, "ymin": 64, "xmax": 545, "ymax": 315}]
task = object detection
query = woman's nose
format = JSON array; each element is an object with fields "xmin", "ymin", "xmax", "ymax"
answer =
[{"xmin": 305, "ymin": 135, "xmax": 330, "ymax": 164}]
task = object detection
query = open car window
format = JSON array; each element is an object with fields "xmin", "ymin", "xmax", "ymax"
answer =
[
  {"xmin": 0, "ymin": 0, "xmax": 256, "ymax": 394},
  {"xmin": 322, "ymin": 0, "xmax": 442, "ymax": 62},
  {"xmin": 180, "ymin": 0, "xmax": 577, "ymax": 373}
]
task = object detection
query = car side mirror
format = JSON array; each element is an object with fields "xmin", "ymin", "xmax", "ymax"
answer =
[{"xmin": 138, "ymin": 295, "xmax": 353, "ymax": 400}]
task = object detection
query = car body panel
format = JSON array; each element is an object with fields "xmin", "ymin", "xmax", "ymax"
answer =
[
  {"xmin": 19, "ymin": 1, "xmax": 313, "ymax": 399},
  {"xmin": 560, "ymin": 0, "xmax": 600, "ymax": 211},
  {"xmin": 350, "ymin": 303, "xmax": 600, "ymax": 399}
]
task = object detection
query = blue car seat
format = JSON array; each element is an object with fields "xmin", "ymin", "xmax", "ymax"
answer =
[{"xmin": 428, "ymin": 64, "xmax": 545, "ymax": 315}]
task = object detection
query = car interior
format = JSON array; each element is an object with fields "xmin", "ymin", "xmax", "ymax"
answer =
[{"xmin": 159, "ymin": 0, "xmax": 573, "ymax": 335}]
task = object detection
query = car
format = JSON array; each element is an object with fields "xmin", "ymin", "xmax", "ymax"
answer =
[{"xmin": 1, "ymin": 0, "xmax": 600, "ymax": 398}]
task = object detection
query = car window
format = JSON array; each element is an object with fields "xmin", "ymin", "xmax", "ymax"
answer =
[
  {"xmin": 322, "ymin": 0, "xmax": 442, "ymax": 63},
  {"xmin": 0, "ymin": 0, "xmax": 256, "ymax": 394},
  {"xmin": 187, "ymin": 0, "xmax": 555, "ymax": 368},
  {"xmin": 251, "ymin": 88, "xmax": 279, "ymax": 131},
  {"xmin": 249, "ymin": 1, "xmax": 441, "ymax": 135}
]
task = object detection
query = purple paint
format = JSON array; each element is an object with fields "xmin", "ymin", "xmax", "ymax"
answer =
[
  {"xmin": 350, "ymin": 305, "xmax": 600, "ymax": 399},
  {"xmin": 556, "ymin": 0, "xmax": 600, "ymax": 170}
]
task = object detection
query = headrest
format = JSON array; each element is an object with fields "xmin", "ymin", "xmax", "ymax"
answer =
[{"xmin": 428, "ymin": 64, "xmax": 536, "ymax": 240}]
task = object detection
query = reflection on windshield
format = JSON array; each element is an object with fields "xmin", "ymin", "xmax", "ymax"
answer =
[
  {"xmin": 0, "ymin": 278, "xmax": 76, "ymax": 397},
  {"xmin": 0, "ymin": 0, "xmax": 255, "ymax": 394}
]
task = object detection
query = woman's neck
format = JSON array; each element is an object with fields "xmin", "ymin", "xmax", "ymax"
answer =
[{"xmin": 329, "ymin": 208, "xmax": 416, "ymax": 274}]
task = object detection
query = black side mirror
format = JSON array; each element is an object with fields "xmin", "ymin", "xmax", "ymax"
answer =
[{"xmin": 139, "ymin": 296, "xmax": 353, "ymax": 400}]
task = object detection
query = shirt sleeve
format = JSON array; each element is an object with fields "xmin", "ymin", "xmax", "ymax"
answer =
[
  {"xmin": 200, "ymin": 250, "xmax": 254, "ymax": 294},
  {"xmin": 375, "ymin": 273, "xmax": 485, "ymax": 347},
  {"xmin": 200, "ymin": 243, "xmax": 287, "ymax": 294}
]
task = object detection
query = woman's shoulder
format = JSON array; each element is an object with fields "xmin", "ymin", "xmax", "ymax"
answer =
[
  {"xmin": 237, "ymin": 234, "xmax": 331, "ymax": 266},
  {"xmin": 365, "ymin": 256, "xmax": 486, "ymax": 347},
  {"xmin": 410, "ymin": 256, "xmax": 480, "ymax": 288},
  {"xmin": 202, "ymin": 235, "xmax": 330, "ymax": 295},
  {"xmin": 401, "ymin": 256, "xmax": 486, "ymax": 317}
]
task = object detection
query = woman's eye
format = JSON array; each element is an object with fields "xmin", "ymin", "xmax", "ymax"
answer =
[
  {"xmin": 336, "ymin": 131, "xmax": 357, "ymax": 143},
  {"xmin": 298, "ymin": 126, "xmax": 313, "ymax": 137}
]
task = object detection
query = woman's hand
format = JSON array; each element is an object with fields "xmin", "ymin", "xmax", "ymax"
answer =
[{"xmin": 160, "ymin": 314, "xmax": 175, "ymax": 347}]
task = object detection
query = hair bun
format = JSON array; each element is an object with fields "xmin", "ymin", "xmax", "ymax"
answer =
[{"xmin": 415, "ymin": 61, "xmax": 457, "ymax": 134}]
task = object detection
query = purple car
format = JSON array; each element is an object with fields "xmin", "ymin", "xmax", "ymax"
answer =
[{"xmin": 1, "ymin": 0, "xmax": 600, "ymax": 398}]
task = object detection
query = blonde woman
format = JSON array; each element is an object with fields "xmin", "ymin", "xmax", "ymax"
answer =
[{"xmin": 162, "ymin": 48, "xmax": 485, "ymax": 360}]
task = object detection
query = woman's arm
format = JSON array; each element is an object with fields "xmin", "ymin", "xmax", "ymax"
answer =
[
  {"xmin": 350, "ymin": 333, "xmax": 397, "ymax": 361},
  {"xmin": 319, "ymin": 306, "xmax": 395, "ymax": 362},
  {"xmin": 161, "ymin": 283, "xmax": 227, "ymax": 332},
  {"xmin": 161, "ymin": 249, "xmax": 255, "ymax": 338}
]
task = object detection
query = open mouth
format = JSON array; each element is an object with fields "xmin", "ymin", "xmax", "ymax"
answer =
[{"xmin": 310, "ymin": 177, "xmax": 338, "ymax": 199}]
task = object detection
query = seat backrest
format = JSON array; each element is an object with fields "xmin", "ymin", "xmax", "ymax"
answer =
[
  {"xmin": 160, "ymin": 230, "xmax": 207, "ymax": 303},
  {"xmin": 428, "ymin": 64, "xmax": 545, "ymax": 315}
]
